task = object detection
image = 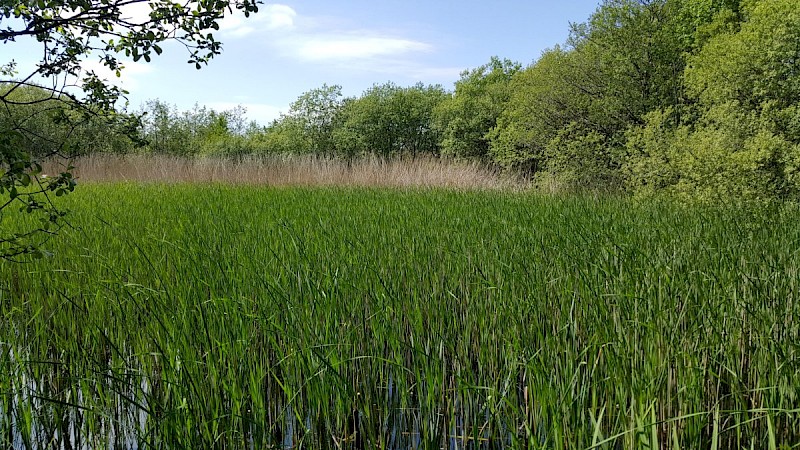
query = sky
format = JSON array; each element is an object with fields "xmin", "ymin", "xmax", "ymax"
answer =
[{"xmin": 2, "ymin": 1, "xmax": 601, "ymax": 125}]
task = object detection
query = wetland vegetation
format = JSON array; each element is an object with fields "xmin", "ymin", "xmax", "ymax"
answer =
[{"xmin": 2, "ymin": 185, "xmax": 800, "ymax": 448}]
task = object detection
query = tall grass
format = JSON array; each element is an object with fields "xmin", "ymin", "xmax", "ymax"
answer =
[
  {"xmin": 43, "ymin": 153, "xmax": 516, "ymax": 190},
  {"xmin": 1, "ymin": 184, "xmax": 799, "ymax": 448}
]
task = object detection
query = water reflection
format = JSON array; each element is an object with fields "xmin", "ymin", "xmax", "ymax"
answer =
[{"xmin": 3, "ymin": 355, "xmax": 510, "ymax": 449}]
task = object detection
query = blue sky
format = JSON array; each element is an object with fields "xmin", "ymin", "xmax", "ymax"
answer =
[{"xmin": 2, "ymin": 1, "xmax": 600, "ymax": 125}]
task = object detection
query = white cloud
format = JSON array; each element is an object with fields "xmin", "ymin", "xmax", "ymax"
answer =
[
  {"xmin": 205, "ymin": 101, "xmax": 287, "ymax": 125},
  {"xmin": 215, "ymin": 4, "xmax": 447, "ymax": 80},
  {"xmin": 262, "ymin": 4, "xmax": 297, "ymax": 30},
  {"xmin": 221, "ymin": 4, "xmax": 296, "ymax": 38},
  {"xmin": 292, "ymin": 35, "xmax": 432, "ymax": 62},
  {"xmin": 216, "ymin": 4, "xmax": 433, "ymax": 63},
  {"xmin": 110, "ymin": 2, "xmax": 297, "ymax": 37},
  {"xmin": 118, "ymin": 2, "xmax": 153, "ymax": 25}
]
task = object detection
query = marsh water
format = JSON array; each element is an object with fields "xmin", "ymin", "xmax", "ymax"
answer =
[{"xmin": 3, "ymin": 352, "xmax": 511, "ymax": 449}]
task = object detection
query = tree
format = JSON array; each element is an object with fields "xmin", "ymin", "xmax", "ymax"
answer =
[
  {"xmin": 253, "ymin": 85, "xmax": 345, "ymax": 156},
  {"xmin": 490, "ymin": 0, "xmax": 713, "ymax": 190},
  {"xmin": 287, "ymin": 84, "xmax": 344, "ymax": 155},
  {"xmin": 333, "ymin": 82, "xmax": 447, "ymax": 159},
  {"xmin": 138, "ymin": 100, "xmax": 191, "ymax": 155},
  {"xmin": 489, "ymin": 48, "xmax": 585, "ymax": 174},
  {"xmin": 136, "ymin": 100, "xmax": 250, "ymax": 157},
  {"xmin": 1, "ymin": 0, "xmax": 259, "ymax": 258},
  {"xmin": 432, "ymin": 57, "xmax": 520, "ymax": 160},
  {"xmin": 627, "ymin": 0, "xmax": 800, "ymax": 202}
]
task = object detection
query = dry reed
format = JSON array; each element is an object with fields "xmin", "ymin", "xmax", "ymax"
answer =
[{"xmin": 43, "ymin": 153, "xmax": 519, "ymax": 190}]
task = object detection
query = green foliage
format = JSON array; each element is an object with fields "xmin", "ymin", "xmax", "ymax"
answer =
[
  {"xmin": 685, "ymin": 0, "xmax": 800, "ymax": 115},
  {"xmin": 629, "ymin": 107, "xmax": 795, "ymax": 203},
  {"xmin": 0, "ymin": 83, "xmax": 141, "ymax": 157},
  {"xmin": 137, "ymin": 100, "xmax": 252, "ymax": 157},
  {"xmin": 490, "ymin": 0, "xmax": 691, "ymax": 189},
  {"xmin": 256, "ymin": 116, "xmax": 313, "ymax": 155},
  {"xmin": 627, "ymin": 0, "xmax": 800, "ymax": 202},
  {"xmin": 490, "ymin": 48, "xmax": 588, "ymax": 172},
  {"xmin": 485, "ymin": 0, "xmax": 800, "ymax": 200},
  {"xmin": 240, "ymin": 85, "xmax": 345, "ymax": 156},
  {"xmin": 672, "ymin": 0, "xmax": 744, "ymax": 50},
  {"xmin": 286, "ymin": 84, "xmax": 344, "ymax": 155},
  {"xmin": 568, "ymin": 0, "xmax": 687, "ymax": 120},
  {"xmin": 136, "ymin": 100, "xmax": 192, "ymax": 156},
  {"xmin": 333, "ymin": 82, "xmax": 448, "ymax": 158},
  {"xmin": 432, "ymin": 57, "xmax": 520, "ymax": 159},
  {"xmin": 624, "ymin": 108, "xmax": 682, "ymax": 196},
  {"xmin": 545, "ymin": 122, "xmax": 623, "ymax": 191}
]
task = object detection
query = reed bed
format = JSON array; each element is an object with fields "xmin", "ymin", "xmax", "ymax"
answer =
[
  {"xmin": 44, "ymin": 153, "xmax": 515, "ymax": 190},
  {"xmin": 1, "ymin": 184, "xmax": 799, "ymax": 449}
]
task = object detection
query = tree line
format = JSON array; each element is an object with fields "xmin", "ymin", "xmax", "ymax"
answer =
[{"xmin": 4, "ymin": 0, "xmax": 799, "ymax": 202}]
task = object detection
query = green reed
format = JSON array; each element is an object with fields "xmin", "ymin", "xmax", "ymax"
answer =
[{"xmin": 1, "ymin": 183, "xmax": 798, "ymax": 448}]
